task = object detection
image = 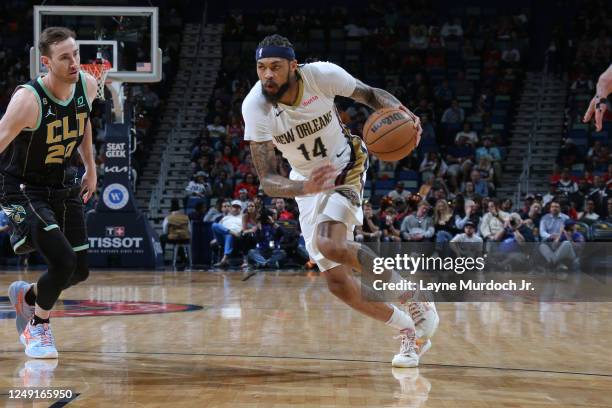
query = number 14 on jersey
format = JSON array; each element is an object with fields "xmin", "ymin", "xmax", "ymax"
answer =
[{"xmin": 297, "ymin": 137, "xmax": 327, "ymax": 161}]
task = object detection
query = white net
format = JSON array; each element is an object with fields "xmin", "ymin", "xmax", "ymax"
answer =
[{"xmin": 81, "ymin": 62, "xmax": 111, "ymax": 100}]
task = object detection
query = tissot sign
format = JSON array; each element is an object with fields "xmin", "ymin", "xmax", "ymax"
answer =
[{"xmin": 87, "ymin": 198, "xmax": 163, "ymax": 268}]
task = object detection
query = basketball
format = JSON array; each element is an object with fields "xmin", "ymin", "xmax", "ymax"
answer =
[{"xmin": 362, "ymin": 108, "xmax": 419, "ymax": 162}]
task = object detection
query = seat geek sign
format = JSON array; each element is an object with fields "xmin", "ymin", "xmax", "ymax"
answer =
[
  {"xmin": 106, "ymin": 143, "xmax": 127, "ymax": 158},
  {"xmin": 104, "ymin": 143, "xmax": 129, "ymax": 174}
]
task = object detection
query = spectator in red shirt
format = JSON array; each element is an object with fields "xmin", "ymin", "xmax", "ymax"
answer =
[
  {"xmin": 234, "ymin": 173, "xmax": 258, "ymax": 199},
  {"xmin": 566, "ymin": 200, "xmax": 579, "ymax": 220},
  {"xmin": 581, "ymin": 169, "xmax": 594, "ymax": 185},
  {"xmin": 274, "ymin": 198, "xmax": 295, "ymax": 221},
  {"xmin": 551, "ymin": 167, "xmax": 579, "ymax": 184}
]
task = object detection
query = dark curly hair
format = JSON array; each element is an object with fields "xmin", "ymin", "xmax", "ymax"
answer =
[{"xmin": 257, "ymin": 34, "xmax": 294, "ymax": 49}]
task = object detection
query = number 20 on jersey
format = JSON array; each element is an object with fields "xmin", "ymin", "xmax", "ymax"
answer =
[{"xmin": 45, "ymin": 112, "xmax": 87, "ymax": 164}]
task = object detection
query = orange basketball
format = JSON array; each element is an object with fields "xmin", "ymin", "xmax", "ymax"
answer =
[{"xmin": 362, "ymin": 108, "xmax": 418, "ymax": 162}]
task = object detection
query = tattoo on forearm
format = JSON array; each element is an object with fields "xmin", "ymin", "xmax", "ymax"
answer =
[
  {"xmin": 351, "ymin": 79, "xmax": 402, "ymax": 110},
  {"xmin": 263, "ymin": 174, "xmax": 306, "ymax": 198},
  {"xmin": 249, "ymin": 141, "xmax": 305, "ymax": 198}
]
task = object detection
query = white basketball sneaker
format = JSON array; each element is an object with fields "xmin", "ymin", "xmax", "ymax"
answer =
[
  {"xmin": 407, "ymin": 302, "xmax": 439, "ymax": 340},
  {"xmin": 8, "ymin": 281, "xmax": 35, "ymax": 336},
  {"xmin": 20, "ymin": 321, "xmax": 58, "ymax": 359},
  {"xmin": 392, "ymin": 328, "xmax": 419, "ymax": 368}
]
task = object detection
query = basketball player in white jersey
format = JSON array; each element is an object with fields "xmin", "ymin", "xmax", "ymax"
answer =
[{"xmin": 243, "ymin": 34, "xmax": 439, "ymax": 367}]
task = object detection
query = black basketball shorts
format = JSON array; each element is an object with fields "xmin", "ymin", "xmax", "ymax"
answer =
[{"xmin": 0, "ymin": 183, "xmax": 88, "ymax": 255}]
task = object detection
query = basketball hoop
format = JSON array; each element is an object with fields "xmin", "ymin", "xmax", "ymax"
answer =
[{"xmin": 81, "ymin": 59, "xmax": 112, "ymax": 100}]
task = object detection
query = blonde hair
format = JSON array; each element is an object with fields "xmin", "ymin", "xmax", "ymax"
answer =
[{"xmin": 434, "ymin": 199, "xmax": 453, "ymax": 224}]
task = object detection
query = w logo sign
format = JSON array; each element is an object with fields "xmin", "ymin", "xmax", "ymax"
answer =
[
  {"xmin": 102, "ymin": 183, "xmax": 129, "ymax": 210},
  {"xmin": 110, "ymin": 191, "xmax": 123, "ymax": 203}
]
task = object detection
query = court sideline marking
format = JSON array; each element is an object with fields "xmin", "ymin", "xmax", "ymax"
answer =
[{"xmin": 3, "ymin": 349, "xmax": 611, "ymax": 378}]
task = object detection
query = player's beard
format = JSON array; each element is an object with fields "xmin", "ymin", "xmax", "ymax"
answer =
[{"xmin": 261, "ymin": 72, "xmax": 291, "ymax": 104}]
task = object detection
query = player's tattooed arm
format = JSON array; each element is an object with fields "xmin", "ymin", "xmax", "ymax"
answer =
[
  {"xmin": 250, "ymin": 141, "xmax": 337, "ymax": 198},
  {"xmin": 250, "ymin": 141, "xmax": 304, "ymax": 198},
  {"xmin": 349, "ymin": 79, "xmax": 402, "ymax": 111}
]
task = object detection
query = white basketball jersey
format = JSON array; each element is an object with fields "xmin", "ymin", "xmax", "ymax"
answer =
[{"xmin": 242, "ymin": 61, "xmax": 358, "ymax": 178}]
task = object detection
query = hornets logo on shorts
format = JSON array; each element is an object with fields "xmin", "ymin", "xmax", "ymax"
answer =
[{"xmin": 1, "ymin": 204, "xmax": 27, "ymax": 224}]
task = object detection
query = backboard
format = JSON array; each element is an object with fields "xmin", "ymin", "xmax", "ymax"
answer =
[
  {"xmin": 30, "ymin": 6, "xmax": 162, "ymax": 121},
  {"xmin": 30, "ymin": 6, "xmax": 162, "ymax": 83}
]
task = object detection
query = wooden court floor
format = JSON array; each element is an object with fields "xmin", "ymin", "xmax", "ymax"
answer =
[{"xmin": 1, "ymin": 269, "xmax": 611, "ymax": 407}]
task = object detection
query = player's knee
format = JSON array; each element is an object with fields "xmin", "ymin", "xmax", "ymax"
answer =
[
  {"xmin": 58, "ymin": 249, "xmax": 77, "ymax": 272},
  {"xmin": 68, "ymin": 267, "xmax": 89, "ymax": 287},
  {"xmin": 327, "ymin": 276, "xmax": 346, "ymax": 297},
  {"xmin": 63, "ymin": 253, "xmax": 89, "ymax": 290},
  {"xmin": 327, "ymin": 280, "xmax": 347, "ymax": 299},
  {"xmin": 317, "ymin": 236, "xmax": 349, "ymax": 263},
  {"xmin": 325, "ymin": 273, "xmax": 351, "ymax": 299},
  {"xmin": 50, "ymin": 249, "xmax": 77, "ymax": 286}
]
